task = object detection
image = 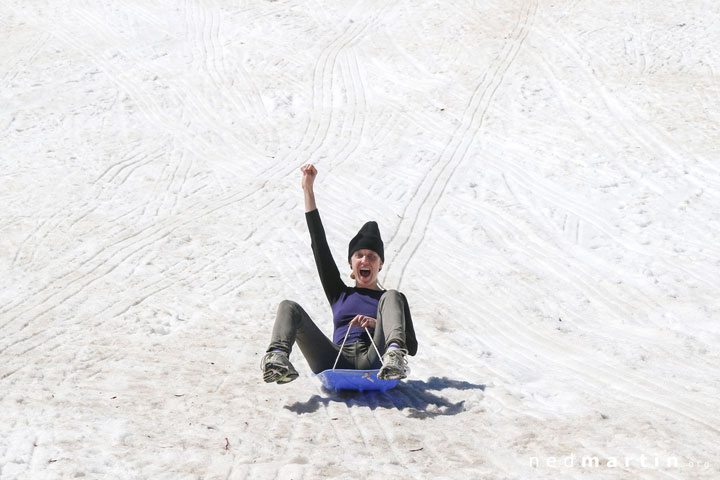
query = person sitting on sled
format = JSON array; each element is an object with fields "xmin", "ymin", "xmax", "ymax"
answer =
[{"xmin": 261, "ymin": 164, "xmax": 418, "ymax": 384}]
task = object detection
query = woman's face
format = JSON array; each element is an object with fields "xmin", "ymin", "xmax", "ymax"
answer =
[{"xmin": 350, "ymin": 249, "xmax": 383, "ymax": 289}]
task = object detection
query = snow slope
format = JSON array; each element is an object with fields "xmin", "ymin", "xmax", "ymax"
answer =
[{"xmin": 1, "ymin": 0, "xmax": 719, "ymax": 478}]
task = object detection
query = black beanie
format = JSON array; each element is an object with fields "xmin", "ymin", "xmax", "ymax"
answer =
[{"xmin": 348, "ymin": 221, "xmax": 384, "ymax": 263}]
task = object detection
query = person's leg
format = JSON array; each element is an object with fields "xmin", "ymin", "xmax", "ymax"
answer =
[
  {"xmin": 267, "ymin": 299, "xmax": 350, "ymax": 374},
  {"xmin": 357, "ymin": 290, "xmax": 415, "ymax": 372},
  {"xmin": 373, "ymin": 289, "xmax": 410, "ymax": 350},
  {"xmin": 353, "ymin": 341, "xmax": 382, "ymax": 370}
]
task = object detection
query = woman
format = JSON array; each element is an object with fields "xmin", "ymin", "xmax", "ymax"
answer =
[{"xmin": 261, "ymin": 164, "xmax": 418, "ymax": 384}]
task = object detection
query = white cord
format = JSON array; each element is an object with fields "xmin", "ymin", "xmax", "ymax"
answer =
[
  {"xmin": 365, "ymin": 327, "xmax": 384, "ymax": 367},
  {"xmin": 332, "ymin": 324, "xmax": 352, "ymax": 371},
  {"xmin": 332, "ymin": 325, "xmax": 385, "ymax": 371}
]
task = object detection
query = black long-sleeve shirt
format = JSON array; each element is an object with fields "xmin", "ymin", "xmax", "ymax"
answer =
[{"xmin": 306, "ymin": 209, "xmax": 384, "ymax": 345}]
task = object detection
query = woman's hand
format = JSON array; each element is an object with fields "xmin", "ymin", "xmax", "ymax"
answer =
[
  {"xmin": 349, "ymin": 315, "xmax": 376, "ymax": 329},
  {"xmin": 300, "ymin": 164, "xmax": 317, "ymax": 191},
  {"xmin": 300, "ymin": 164, "xmax": 318, "ymax": 212}
]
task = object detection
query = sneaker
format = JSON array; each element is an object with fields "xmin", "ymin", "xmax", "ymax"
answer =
[
  {"xmin": 261, "ymin": 351, "xmax": 299, "ymax": 384},
  {"xmin": 378, "ymin": 347, "xmax": 408, "ymax": 380}
]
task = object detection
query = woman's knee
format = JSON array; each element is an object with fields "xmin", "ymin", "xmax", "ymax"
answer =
[
  {"xmin": 278, "ymin": 299, "xmax": 299, "ymax": 309},
  {"xmin": 380, "ymin": 289, "xmax": 404, "ymax": 305},
  {"xmin": 277, "ymin": 299, "xmax": 302, "ymax": 318},
  {"xmin": 382, "ymin": 289, "xmax": 400, "ymax": 298}
]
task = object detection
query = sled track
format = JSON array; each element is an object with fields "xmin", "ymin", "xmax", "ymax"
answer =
[
  {"xmin": 382, "ymin": 0, "xmax": 538, "ymax": 289},
  {"xmin": 254, "ymin": 0, "xmax": 389, "ymax": 184},
  {"xmin": 3, "ymin": 1, "xmax": 720, "ymax": 478},
  {"xmin": 61, "ymin": 3, "xmax": 265, "ymax": 180}
]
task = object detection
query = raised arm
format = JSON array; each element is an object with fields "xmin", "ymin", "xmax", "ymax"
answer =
[
  {"xmin": 301, "ymin": 164, "xmax": 345, "ymax": 304},
  {"xmin": 301, "ymin": 164, "xmax": 317, "ymax": 212}
]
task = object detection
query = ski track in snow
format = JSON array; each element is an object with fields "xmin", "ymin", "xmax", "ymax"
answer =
[{"xmin": 1, "ymin": 0, "xmax": 720, "ymax": 478}]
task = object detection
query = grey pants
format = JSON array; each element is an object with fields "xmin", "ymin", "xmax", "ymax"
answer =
[{"xmin": 266, "ymin": 290, "xmax": 412, "ymax": 373}]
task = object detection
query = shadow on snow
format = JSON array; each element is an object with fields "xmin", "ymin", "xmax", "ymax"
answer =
[{"xmin": 284, "ymin": 376, "xmax": 486, "ymax": 418}]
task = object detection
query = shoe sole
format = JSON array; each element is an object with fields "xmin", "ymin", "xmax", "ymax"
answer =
[
  {"xmin": 378, "ymin": 366, "xmax": 406, "ymax": 381},
  {"xmin": 263, "ymin": 365, "xmax": 299, "ymax": 384}
]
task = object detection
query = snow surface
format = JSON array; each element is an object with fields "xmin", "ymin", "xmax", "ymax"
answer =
[{"xmin": 1, "ymin": 0, "xmax": 719, "ymax": 478}]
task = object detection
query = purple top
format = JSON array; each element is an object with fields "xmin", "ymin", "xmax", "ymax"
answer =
[
  {"xmin": 330, "ymin": 288, "xmax": 384, "ymax": 344},
  {"xmin": 306, "ymin": 209, "xmax": 384, "ymax": 345}
]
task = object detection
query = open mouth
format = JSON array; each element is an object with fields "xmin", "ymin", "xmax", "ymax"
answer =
[{"xmin": 359, "ymin": 268, "xmax": 372, "ymax": 279}]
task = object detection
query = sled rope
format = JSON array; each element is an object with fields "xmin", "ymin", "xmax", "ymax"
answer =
[
  {"xmin": 332, "ymin": 324, "xmax": 352, "ymax": 370},
  {"xmin": 365, "ymin": 327, "xmax": 384, "ymax": 365},
  {"xmin": 331, "ymin": 325, "xmax": 384, "ymax": 371}
]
